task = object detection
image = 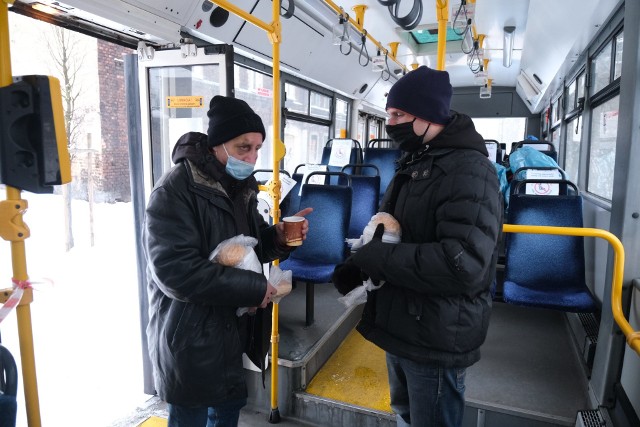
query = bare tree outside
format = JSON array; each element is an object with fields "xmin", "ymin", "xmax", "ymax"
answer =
[{"xmin": 45, "ymin": 26, "xmax": 92, "ymax": 251}]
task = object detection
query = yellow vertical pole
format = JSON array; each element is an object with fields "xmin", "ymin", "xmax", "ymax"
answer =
[
  {"xmin": 0, "ymin": 2, "xmax": 42, "ymax": 426},
  {"xmin": 436, "ymin": 0, "xmax": 449, "ymax": 70},
  {"xmin": 268, "ymin": 0, "xmax": 285, "ymax": 421}
]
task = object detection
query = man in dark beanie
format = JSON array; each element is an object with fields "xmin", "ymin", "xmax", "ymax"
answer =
[
  {"xmin": 332, "ymin": 66, "xmax": 503, "ymax": 427},
  {"xmin": 143, "ymin": 95, "xmax": 312, "ymax": 427}
]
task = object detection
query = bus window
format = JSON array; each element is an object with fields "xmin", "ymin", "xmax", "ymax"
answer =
[
  {"xmin": 564, "ymin": 115, "xmax": 582, "ymax": 185},
  {"xmin": 588, "ymin": 96, "xmax": 619, "ymax": 200},
  {"xmin": 335, "ymin": 98, "xmax": 349, "ymax": 138},
  {"xmin": 471, "ymin": 117, "xmax": 527, "ymax": 153},
  {"xmin": 234, "ymin": 65, "xmax": 274, "ymax": 172}
]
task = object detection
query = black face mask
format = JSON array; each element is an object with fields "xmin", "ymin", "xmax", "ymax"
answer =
[{"xmin": 385, "ymin": 119, "xmax": 430, "ymax": 152}]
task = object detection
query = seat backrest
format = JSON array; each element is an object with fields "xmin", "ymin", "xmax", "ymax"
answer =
[
  {"xmin": 363, "ymin": 147, "xmax": 401, "ymax": 202},
  {"xmin": 281, "ymin": 172, "xmax": 303, "ymax": 218},
  {"xmin": 290, "ymin": 178, "xmax": 352, "ymax": 264},
  {"xmin": 0, "ymin": 344, "xmax": 18, "ymax": 427},
  {"xmin": 509, "ymin": 168, "xmax": 570, "ymax": 198},
  {"xmin": 339, "ymin": 166, "xmax": 380, "ymax": 239},
  {"xmin": 504, "ymin": 190, "xmax": 597, "ymax": 312},
  {"xmin": 484, "ymin": 139, "xmax": 502, "ymax": 164},
  {"xmin": 367, "ymin": 138, "xmax": 394, "ymax": 148},
  {"xmin": 512, "ymin": 140, "xmax": 557, "ymax": 162},
  {"xmin": 320, "ymin": 139, "xmax": 363, "ymax": 183}
]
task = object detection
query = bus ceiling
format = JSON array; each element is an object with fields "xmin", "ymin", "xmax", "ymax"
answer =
[{"xmin": 8, "ymin": 0, "xmax": 620, "ymax": 113}]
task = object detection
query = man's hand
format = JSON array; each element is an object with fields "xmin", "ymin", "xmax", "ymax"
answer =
[
  {"xmin": 332, "ymin": 260, "xmax": 367, "ymax": 295},
  {"xmin": 259, "ymin": 282, "xmax": 278, "ymax": 308},
  {"xmin": 350, "ymin": 223, "xmax": 385, "ymax": 279}
]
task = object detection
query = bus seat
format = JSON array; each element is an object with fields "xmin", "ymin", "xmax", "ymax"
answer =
[
  {"xmin": 340, "ymin": 164, "xmax": 380, "ymax": 239},
  {"xmin": 279, "ymin": 172, "xmax": 352, "ymax": 326},
  {"xmin": 485, "ymin": 139, "xmax": 502, "ymax": 164},
  {"xmin": 503, "ymin": 181, "xmax": 597, "ymax": 312},
  {"xmin": 281, "ymin": 172, "xmax": 303, "ymax": 218},
  {"xmin": 367, "ymin": 138, "xmax": 394, "ymax": 148},
  {"xmin": 511, "ymin": 140, "xmax": 558, "ymax": 162},
  {"xmin": 0, "ymin": 344, "xmax": 18, "ymax": 427},
  {"xmin": 362, "ymin": 147, "xmax": 401, "ymax": 203},
  {"xmin": 320, "ymin": 139, "xmax": 363, "ymax": 183}
]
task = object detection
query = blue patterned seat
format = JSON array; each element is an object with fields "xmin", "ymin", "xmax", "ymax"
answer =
[
  {"xmin": 280, "ymin": 172, "xmax": 352, "ymax": 326},
  {"xmin": 503, "ymin": 180, "xmax": 597, "ymax": 312},
  {"xmin": 340, "ymin": 164, "xmax": 380, "ymax": 240},
  {"xmin": 363, "ymin": 147, "xmax": 401, "ymax": 203}
]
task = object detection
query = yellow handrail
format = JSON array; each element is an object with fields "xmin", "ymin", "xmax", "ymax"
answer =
[
  {"xmin": 209, "ymin": 0, "xmax": 286, "ymax": 420},
  {"xmin": 436, "ymin": 0, "xmax": 449, "ymax": 71},
  {"xmin": 502, "ymin": 224, "xmax": 639, "ymax": 356},
  {"xmin": 0, "ymin": 1, "xmax": 43, "ymax": 426}
]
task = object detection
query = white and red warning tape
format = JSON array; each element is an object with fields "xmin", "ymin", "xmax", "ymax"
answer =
[{"xmin": 0, "ymin": 278, "xmax": 33, "ymax": 324}]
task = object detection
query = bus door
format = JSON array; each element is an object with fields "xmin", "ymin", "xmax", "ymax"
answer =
[{"xmin": 124, "ymin": 44, "xmax": 234, "ymax": 394}]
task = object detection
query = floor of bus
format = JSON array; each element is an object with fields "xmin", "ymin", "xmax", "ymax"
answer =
[{"xmin": 113, "ymin": 283, "xmax": 590, "ymax": 427}]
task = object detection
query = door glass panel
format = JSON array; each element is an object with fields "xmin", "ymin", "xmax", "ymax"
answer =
[{"xmin": 148, "ymin": 65, "xmax": 220, "ymax": 183}]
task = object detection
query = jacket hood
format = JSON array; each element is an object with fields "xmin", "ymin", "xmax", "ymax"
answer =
[
  {"xmin": 172, "ymin": 131, "xmax": 208, "ymax": 164},
  {"xmin": 429, "ymin": 112, "xmax": 488, "ymax": 156}
]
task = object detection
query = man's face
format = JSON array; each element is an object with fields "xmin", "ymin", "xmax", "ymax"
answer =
[{"xmin": 214, "ymin": 132, "xmax": 263, "ymax": 165}]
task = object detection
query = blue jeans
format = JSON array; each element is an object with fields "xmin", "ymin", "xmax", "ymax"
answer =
[
  {"xmin": 386, "ymin": 353, "xmax": 466, "ymax": 427},
  {"xmin": 167, "ymin": 398, "xmax": 247, "ymax": 427}
]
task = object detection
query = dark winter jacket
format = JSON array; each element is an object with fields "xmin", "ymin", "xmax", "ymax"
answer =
[
  {"xmin": 354, "ymin": 113, "xmax": 503, "ymax": 368},
  {"xmin": 143, "ymin": 132, "xmax": 291, "ymax": 406}
]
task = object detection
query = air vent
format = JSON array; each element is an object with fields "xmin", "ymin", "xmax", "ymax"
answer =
[{"xmin": 575, "ymin": 409, "xmax": 606, "ymax": 427}]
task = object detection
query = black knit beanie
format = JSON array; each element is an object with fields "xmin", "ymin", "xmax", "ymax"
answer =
[
  {"xmin": 385, "ymin": 66, "xmax": 452, "ymax": 125},
  {"xmin": 207, "ymin": 95, "xmax": 266, "ymax": 147}
]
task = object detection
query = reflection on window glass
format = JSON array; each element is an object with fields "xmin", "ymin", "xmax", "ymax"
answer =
[
  {"xmin": 577, "ymin": 73, "xmax": 585, "ymax": 101},
  {"xmin": 567, "ymin": 80, "xmax": 576, "ymax": 112},
  {"xmin": 282, "ymin": 120, "xmax": 329, "ymax": 174},
  {"xmin": 588, "ymin": 96, "xmax": 619, "ymax": 200},
  {"xmin": 235, "ymin": 66, "xmax": 274, "ymax": 171},
  {"xmin": 614, "ymin": 31, "xmax": 623, "ymax": 80},
  {"xmin": 310, "ymin": 92, "xmax": 331, "ymax": 119},
  {"xmin": 593, "ymin": 42, "xmax": 612, "ymax": 94},
  {"xmin": 550, "ymin": 127, "xmax": 560, "ymax": 151},
  {"xmin": 285, "ymin": 83, "xmax": 309, "ymax": 114},
  {"xmin": 564, "ymin": 116, "xmax": 582, "ymax": 185},
  {"xmin": 335, "ymin": 99, "xmax": 348, "ymax": 137},
  {"xmin": 552, "ymin": 97, "xmax": 562, "ymax": 125},
  {"xmin": 471, "ymin": 117, "xmax": 527, "ymax": 153}
]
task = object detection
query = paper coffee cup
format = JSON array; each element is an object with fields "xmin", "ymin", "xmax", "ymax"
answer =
[{"xmin": 282, "ymin": 216, "xmax": 304, "ymax": 246}]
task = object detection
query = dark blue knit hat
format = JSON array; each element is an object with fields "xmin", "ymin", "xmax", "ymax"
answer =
[
  {"xmin": 385, "ymin": 66, "xmax": 452, "ymax": 125},
  {"xmin": 207, "ymin": 95, "xmax": 266, "ymax": 147}
]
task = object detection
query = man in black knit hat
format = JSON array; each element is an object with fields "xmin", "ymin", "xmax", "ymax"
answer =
[
  {"xmin": 143, "ymin": 95, "xmax": 311, "ymax": 427},
  {"xmin": 333, "ymin": 66, "xmax": 503, "ymax": 427}
]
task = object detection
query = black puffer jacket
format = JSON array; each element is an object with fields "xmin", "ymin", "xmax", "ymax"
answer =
[
  {"xmin": 143, "ymin": 132, "xmax": 291, "ymax": 406},
  {"xmin": 355, "ymin": 113, "xmax": 503, "ymax": 368}
]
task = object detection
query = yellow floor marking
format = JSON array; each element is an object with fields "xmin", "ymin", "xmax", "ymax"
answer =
[
  {"xmin": 137, "ymin": 416, "xmax": 167, "ymax": 427},
  {"xmin": 306, "ymin": 329, "xmax": 392, "ymax": 413}
]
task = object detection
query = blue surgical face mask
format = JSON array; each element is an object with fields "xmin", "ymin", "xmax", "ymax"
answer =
[{"xmin": 222, "ymin": 143, "xmax": 254, "ymax": 180}]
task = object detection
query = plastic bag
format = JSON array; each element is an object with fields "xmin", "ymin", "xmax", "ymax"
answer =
[
  {"xmin": 340, "ymin": 213, "xmax": 401, "ymax": 308},
  {"xmin": 346, "ymin": 212, "xmax": 402, "ymax": 251},
  {"xmin": 209, "ymin": 235, "xmax": 262, "ymax": 316},
  {"xmin": 268, "ymin": 265, "xmax": 292, "ymax": 304}
]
